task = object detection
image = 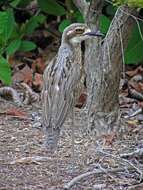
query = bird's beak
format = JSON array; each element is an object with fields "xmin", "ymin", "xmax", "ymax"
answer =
[{"xmin": 84, "ymin": 29, "xmax": 104, "ymax": 37}]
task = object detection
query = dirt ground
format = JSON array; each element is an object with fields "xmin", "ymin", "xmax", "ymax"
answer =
[{"xmin": 0, "ymin": 99, "xmax": 143, "ymax": 190}]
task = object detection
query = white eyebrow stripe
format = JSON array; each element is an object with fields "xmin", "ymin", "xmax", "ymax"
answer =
[{"xmin": 67, "ymin": 30, "xmax": 73, "ymax": 35}]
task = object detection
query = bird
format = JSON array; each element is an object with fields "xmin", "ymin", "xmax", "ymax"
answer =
[{"xmin": 41, "ymin": 23, "xmax": 103, "ymax": 152}]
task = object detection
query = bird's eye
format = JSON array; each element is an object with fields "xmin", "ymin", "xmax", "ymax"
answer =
[{"xmin": 75, "ymin": 28, "xmax": 84, "ymax": 34}]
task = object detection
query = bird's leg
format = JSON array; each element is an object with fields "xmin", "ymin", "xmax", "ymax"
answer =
[
  {"xmin": 71, "ymin": 101, "xmax": 76, "ymax": 171},
  {"xmin": 68, "ymin": 100, "xmax": 76, "ymax": 172}
]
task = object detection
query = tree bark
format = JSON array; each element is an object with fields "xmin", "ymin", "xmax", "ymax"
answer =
[
  {"xmin": 73, "ymin": 0, "xmax": 138, "ymax": 136},
  {"xmin": 86, "ymin": 6, "xmax": 138, "ymax": 136}
]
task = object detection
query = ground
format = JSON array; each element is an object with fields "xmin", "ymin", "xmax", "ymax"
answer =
[{"xmin": 0, "ymin": 99, "xmax": 143, "ymax": 190}]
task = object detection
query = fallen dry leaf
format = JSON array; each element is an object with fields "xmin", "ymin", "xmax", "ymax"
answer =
[
  {"xmin": 13, "ymin": 65, "xmax": 33, "ymax": 85},
  {"xmin": 33, "ymin": 73, "xmax": 43, "ymax": 90},
  {"xmin": 6, "ymin": 107, "xmax": 27, "ymax": 118},
  {"xmin": 127, "ymin": 119, "xmax": 139, "ymax": 127},
  {"xmin": 129, "ymin": 81, "xmax": 143, "ymax": 93},
  {"xmin": 138, "ymin": 101, "xmax": 143, "ymax": 108},
  {"xmin": 126, "ymin": 66, "xmax": 143, "ymax": 77},
  {"xmin": 32, "ymin": 57, "xmax": 46, "ymax": 74},
  {"xmin": 102, "ymin": 133, "xmax": 116, "ymax": 145}
]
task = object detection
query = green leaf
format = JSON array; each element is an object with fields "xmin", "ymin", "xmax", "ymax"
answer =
[
  {"xmin": 73, "ymin": 11, "xmax": 84, "ymax": 23},
  {"xmin": 113, "ymin": 0, "xmax": 143, "ymax": 8},
  {"xmin": 10, "ymin": 0, "xmax": 22, "ymax": 7},
  {"xmin": 19, "ymin": 40, "xmax": 37, "ymax": 52},
  {"xmin": 106, "ymin": 5, "xmax": 117, "ymax": 16},
  {"xmin": 25, "ymin": 15, "xmax": 46, "ymax": 35},
  {"xmin": 10, "ymin": 23, "xmax": 20, "ymax": 39},
  {"xmin": 58, "ymin": 19, "xmax": 71, "ymax": 33},
  {"xmin": 0, "ymin": 0, "xmax": 8, "ymax": 6},
  {"xmin": 6, "ymin": 39, "xmax": 21, "ymax": 55},
  {"xmin": 99, "ymin": 15, "xmax": 111, "ymax": 34},
  {"xmin": 125, "ymin": 42, "xmax": 143, "ymax": 64},
  {"xmin": 38, "ymin": 0, "xmax": 66, "ymax": 16},
  {"xmin": 4, "ymin": 9, "xmax": 15, "ymax": 41},
  {"xmin": 0, "ymin": 55, "xmax": 11, "ymax": 84},
  {"xmin": 18, "ymin": 0, "xmax": 31, "ymax": 7},
  {"xmin": 125, "ymin": 23, "xmax": 143, "ymax": 64},
  {"xmin": 0, "ymin": 9, "xmax": 15, "ymax": 43},
  {"xmin": 35, "ymin": 14, "xmax": 46, "ymax": 24}
]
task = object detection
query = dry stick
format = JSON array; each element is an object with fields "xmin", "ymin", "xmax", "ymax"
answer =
[
  {"xmin": 10, "ymin": 156, "xmax": 62, "ymax": 165},
  {"xmin": 128, "ymin": 182, "xmax": 143, "ymax": 190},
  {"xmin": 64, "ymin": 167, "xmax": 135, "ymax": 190},
  {"xmin": 98, "ymin": 149, "xmax": 143, "ymax": 181},
  {"xmin": 124, "ymin": 107, "xmax": 143, "ymax": 118},
  {"xmin": 119, "ymin": 8, "xmax": 143, "ymax": 41},
  {"xmin": 117, "ymin": 12, "xmax": 126, "ymax": 79},
  {"xmin": 106, "ymin": 0, "xmax": 143, "ymax": 36},
  {"xmin": 120, "ymin": 148, "xmax": 143, "ymax": 159}
]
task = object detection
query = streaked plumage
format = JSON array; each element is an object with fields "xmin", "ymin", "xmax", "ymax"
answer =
[{"xmin": 41, "ymin": 23, "xmax": 103, "ymax": 151}]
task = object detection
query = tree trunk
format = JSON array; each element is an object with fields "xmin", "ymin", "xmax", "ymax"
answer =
[
  {"xmin": 73, "ymin": 0, "xmax": 138, "ymax": 136},
  {"xmin": 85, "ymin": 6, "xmax": 138, "ymax": 136}
]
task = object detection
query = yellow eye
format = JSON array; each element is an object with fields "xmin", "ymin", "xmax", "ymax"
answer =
[{"xmin": 75, "ymin": 28, "xmax": 84, "ymax": 34}]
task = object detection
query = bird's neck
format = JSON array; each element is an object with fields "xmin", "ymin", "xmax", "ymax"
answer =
[{"xmin": 60, "ymin": 42, "xmax": 82, "ymax": 65}]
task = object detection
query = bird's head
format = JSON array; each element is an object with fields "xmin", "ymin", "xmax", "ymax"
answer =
[{"xmin": 62, "ymin": 23, "xmax": 104, "ymax": 45}]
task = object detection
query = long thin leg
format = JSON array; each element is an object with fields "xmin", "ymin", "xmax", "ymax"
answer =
[{"xmin": 71, "ymin": 103, "xmax": 76, "ymax": 171}]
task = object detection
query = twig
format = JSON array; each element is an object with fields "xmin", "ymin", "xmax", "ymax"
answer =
[
  {"xmin": 10, "ymin": 156, "xmax": 60, "ymax": 165},
  {"xmin": 120, "ymin": 148, "xmax": 143, "ymax": 159},
  {"xmin": 124, "ymin": 108, "xmax": 143, "ymax": 119},
  {"xmin": 98, "ymin": 149, "xmax": 143, "ymax": 181},
  {"xmin": 128, "ymin": 182, "xmax": 143, "ymax": 190},
  {"xmin": 64, "ymin": 167, "xmax": 134, "ymax": 190}
]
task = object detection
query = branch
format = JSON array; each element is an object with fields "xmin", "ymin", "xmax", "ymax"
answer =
[
  {"xmin": 86, "ymin": 0, "xmax": 104, "ymax": 26},
  {"xmin": 64, "ymin": 167, "xmax": 136, "ymax": 190},
  {"xmin": 72, "ymin": 0, "xmax": 89, "ymax": 18}
]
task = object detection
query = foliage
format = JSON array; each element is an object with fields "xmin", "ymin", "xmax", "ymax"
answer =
[
  {"xmin": 0, "ymin": 0, "xmax": 142, "ymax": 84},
  {"xmin": 0, "ymin": 5, "xmax": 46, "ymax": 84},
  {"xmin": 59, "ymin": 19, "xmax": 72, "ymax": 33},
  {"xmin": 0, "ymin": 55, "xmax": 11, "ymax": 84},
  {"xmin": 125, "ymin": 22, "xmax": 143, "ymax": 64},
  {"xmin": 99, "ymin": 15, "xmax": 111, "ymax": 34},
  {"xmin": 113, "ymin": 0, "xmax": 143, "ymax": 8},
  {"xmin": 37, "ymin": 0, "xmax": 66, "ymax": 16}
]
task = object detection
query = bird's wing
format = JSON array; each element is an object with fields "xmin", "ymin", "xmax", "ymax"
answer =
[{"xmin": 42, "ymin": 50, "xmax": 81, "ymax": 130}]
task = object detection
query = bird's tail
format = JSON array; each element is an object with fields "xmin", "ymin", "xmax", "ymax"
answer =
[{"xmin": 43, "ymin": 126, "xmax": 60, "ymax": 153}]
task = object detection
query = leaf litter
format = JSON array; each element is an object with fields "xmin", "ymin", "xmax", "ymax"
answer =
[{"xmin": 0, "ymin": 57, "xmax": 143, "ymax": 189}]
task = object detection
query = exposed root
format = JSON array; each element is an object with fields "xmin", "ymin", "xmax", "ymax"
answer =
[
  {"xmin": 0, "ymin": 86, "xmax": 22, "ymax": 106},
  {"xmin": 19, "ymin": 82, "xmax": 40, "ymax": 104}
]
